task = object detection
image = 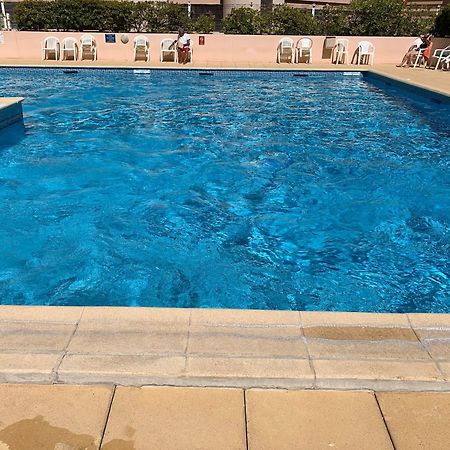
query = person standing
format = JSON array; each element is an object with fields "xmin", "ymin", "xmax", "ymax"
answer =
[{"xmin": 169, "ymin": 28, "xmax": 191, "ymax": 64}]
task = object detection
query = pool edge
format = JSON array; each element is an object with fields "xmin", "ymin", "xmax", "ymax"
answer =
[{"xmin": 0, "ymin": 305, "xmax": 448, "ymax": 391}]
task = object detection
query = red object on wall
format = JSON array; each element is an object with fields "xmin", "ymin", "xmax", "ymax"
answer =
[{"xmin": 199, "ymin": 36, "xmax": 205, "ymax": 45}]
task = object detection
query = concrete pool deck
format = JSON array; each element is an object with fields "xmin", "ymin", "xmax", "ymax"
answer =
[
  {"xmin": 1, "ymin": 306, "xmax": 449, "ymax": 391},
  {"xmin": 0, "ymin": 383, "xmax": 449, "ymax": 449}
]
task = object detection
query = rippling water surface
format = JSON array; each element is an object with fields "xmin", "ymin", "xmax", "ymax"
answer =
[{"xmin": 0, "ymin": 68, "xmax": 449, "ymax": 312}]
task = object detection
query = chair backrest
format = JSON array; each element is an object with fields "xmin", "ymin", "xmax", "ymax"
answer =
[
  {"xmin": 297, "ymin": 38, "xmax": 312, "ymax": 49},
  {"xmin": 161, "ymin": 38, "xmax": 173, "ymax": 51},
  {"xmin": 358, "ymin": 41, "xmax": 373, "ymax": 54},
  {"xmin": 44, "ymin": 37, "xmax": 59, "ymax": 49},
  {"xmin": 279, "ymin": 38, "xmax": 294, "ymax": 49},
  {"xmin": 134, "ymin": 35, "xmax": 148, "ymax": 48},
  {"xmin": 336, "ymin": 38, "xmax": 349, "ymax": 49},
  {"xmin": 62, "ymin": 37, "xmax": 76, "ymax": 49},
  {"xmin": 80, "ymin": 34, "xmax": 95, "ymax": 46}
]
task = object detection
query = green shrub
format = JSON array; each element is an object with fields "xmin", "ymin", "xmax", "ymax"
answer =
[
  {"xmin": 193, "ymin": 14, "xmax": 215, "ymax": 34},
  {"xmin": 269, "ymin": 5, "xmax": 319, "ymax": 35},
  {"xmin": 434, "ymin": 4, "xmax": 450, "ymax": 37},
  {"xmin": 222, "ymin": 7, "xmax": 265, "ymax": 35},
  {"xmin": 14, "ymin": 0, "xmax": 54, "ymax": 31},
  {"xmin": 317, "ymin": 6, "xmax": 351, "ymax": 36},
  {"xmin": 14, "ymin": 0, "xmax": 190, "ymax": 32}
]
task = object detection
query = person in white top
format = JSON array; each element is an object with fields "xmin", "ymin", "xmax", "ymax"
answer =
[{"xmin": 169, "ymin": 28, "xmax": 191, "ymax": 64}]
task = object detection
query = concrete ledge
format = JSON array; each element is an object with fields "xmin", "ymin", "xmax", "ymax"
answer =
[
  {"xmin": 0, "ymin": 306, "xmax": 449, "ymax": 391},
  {"xmin": 0, "ymin": 97, "xmax": 24, "ymax": 129}
]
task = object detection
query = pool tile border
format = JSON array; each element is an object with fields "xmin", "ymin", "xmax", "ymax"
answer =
[{"xmin": 0, "ymin": 306, "xmax": 449, "ymax": 391}]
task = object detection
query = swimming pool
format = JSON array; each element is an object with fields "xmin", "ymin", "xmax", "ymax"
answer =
[{"xmin": 1, "ymin": 68, "xmax": 449, "ymax": 312}]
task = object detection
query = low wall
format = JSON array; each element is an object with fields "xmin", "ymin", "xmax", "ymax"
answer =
[
  {"xmin": 0, "ymin": 97, "xmax": 24, "ymax": 129},
  {"xmin": 1, "ymin": 32, "xmax": 449, "ymax": 65}
]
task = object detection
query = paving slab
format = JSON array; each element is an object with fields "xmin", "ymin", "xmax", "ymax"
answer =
[
  {"xmin": 413, "ymin": 328, "xmax": 450, "ymax": 361},
  {"xmin": 0, "ymin": 353, "xmax": 59, "ymax": 383},
  {"xmin": 0, "ymin": 305, "xmax": 83, "ymax": 323},
  {"xmin": 301, "ymin": 311, "xmax": 411, "ymax": 327},
  {"xmin": 313, "ymin": 359, "xmax": 447, "ymax": 390},
  {"xmin": 246, "ymin": 389, "xmax": 393, "ymax": 450},
  {"xmin": 191, "ymin": 308, "xmax": 300, "ymax": 327},
  {"xmin": 0, "ymin": 384, "xmax": 112, "ymax": 450},
  {"xmin": 377, "ymin": 392, "xmax": 450, "ymax": 450},
  {"xmin": 438, "ymin": 361, "xmax": 450, "ymax": 381},
  {"xmin": 188, "ymin": 324, "xmax": 308, "ymax": 358},
  {"xmin": 305, "ymin": 331, "xmax": 430, "ymax": 361},
  {"xmin": 186, "ymin": 356, "xmax": 314, "ymax": 388},
  {"xmin": 408, "ymin": 313, "xmax": 450, "ymax": 329},
  {"xmin": 67, "ymin": 321, "xmax": 188, "ymax": 355},
  {"xmin": 101, "ymin": 386, "xmax": 246, "ymax": 450},
  {"xmin": 0, "ymin": 322, "xmax": 75, "ymax": 353},
  {"xmin": 58, "ymin": 354, "xmax": 185, "ymax": 385},
  {"xmin": 80, "ymin": 306, "xmax": 190, "ymax": 324}
]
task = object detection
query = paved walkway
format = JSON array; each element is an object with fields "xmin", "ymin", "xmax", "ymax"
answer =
[
  {"xmin": 0, "ymin": 383, "xmax": 449, "ymax": 449},
  {"xmin": 1, "ymin": 306, "xmax": 449, "ymax": 391}
]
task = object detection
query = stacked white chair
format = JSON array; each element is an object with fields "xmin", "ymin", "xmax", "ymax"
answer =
[
  {"xmin": 356, "ymin": 41, "xmax": 375, "ymax": 65},
  {"xmin": 277, "ymin": 38, "xmax": 294, "ymax": 64},
  {"xmin": 61, "ymin": 37, "xmax": 78, "ymax": 61},
  {"xmin": 160, "ymin": 38, "xmax": 177, "ymax": 62},
  {"xmin": 295, "ymin": 38, "xmax": 313, "ymax": 64},
  {"xmin": 134, "ymin": 35, "xmax": 149, "ymax": 62},
  {"xmin": 80, "ymin": 34, "xmax": 97, "ymax": 61},
  {"xmin": 41, "ymin": 37, "xmax": 60, "ymax": 61},
  {"xmin": 332, "ymin": 39, "xmax": 349, "ymax": 65}
]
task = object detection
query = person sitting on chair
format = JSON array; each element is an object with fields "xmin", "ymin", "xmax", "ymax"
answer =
[
  {"xmin": 169, "ymin": 28, "xmax": 191, "ymax": 64},
  {"xmin": 397, "ymin": 34, "xmax": 432, "ymax": 67}
]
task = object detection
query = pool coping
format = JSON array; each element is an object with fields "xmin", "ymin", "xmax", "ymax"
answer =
[
  {"xmin": 0, "ymin": 97, "xmax": 24, "ymax": 130},
  {"xmin": 0, "ymin": 305, "xmax": 448, "ymax": 391}
]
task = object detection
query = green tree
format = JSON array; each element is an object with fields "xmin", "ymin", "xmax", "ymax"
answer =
[
  {"xmin": 193, "ymin": 14, "xmax": 215, "ymax": 34},
  {"xmin": 269, "ymin": 5, "xmax": 319, "ymax": 35},
  {"xmin": 222, "ymin": 7, "xmax": 265, "ymax": 35},
  {"xmin": 434, "ymin": 4, "xmax": 450, "ymax": 37},
  {"xmin": 14, "ymin": 0, "xmax": 54, "ymax": 31}
]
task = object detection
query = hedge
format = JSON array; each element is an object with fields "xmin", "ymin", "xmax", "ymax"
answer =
[
  {"xmin": 14, "ymin": 0, "xmax": 210, "ymax": 33},
  {"xmin": 223, "ymin": 1, "xmax": 434, "ymax": 36},
  {"xmin": 13, "ymin": 0, "xmax": 438, "ymax": 35}
]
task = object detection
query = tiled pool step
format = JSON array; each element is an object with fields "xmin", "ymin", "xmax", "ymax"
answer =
[{"xmin": 0, "ymin": 306, "xmax": 449, "ymax": 391}]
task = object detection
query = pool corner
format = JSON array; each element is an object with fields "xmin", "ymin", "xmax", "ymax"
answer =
[{"xmin": 0, "ymin": 97, "xmax": 25, "ymax": 130}]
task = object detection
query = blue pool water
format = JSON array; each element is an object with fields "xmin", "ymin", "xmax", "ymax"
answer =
[{"xmin": 0, "ymin": 68, "xmax": 449, "ymax": 312}]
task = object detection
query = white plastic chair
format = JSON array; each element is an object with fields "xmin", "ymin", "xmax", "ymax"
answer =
[
  {"xmin": 432, "ymin": 45, "xmax": 450, "ymax": 70},
  {"xmin": 80, "ymin": 34, "xmax": 97, "ymax": 61},
  {"xmin": 332, "ymin": 39, "xmax": 349, "ymax": 65},
  {"xmin": 295, "ymin": 38, "xmax": 313, "ymax": 64},
  {"xmin": 61, "ymin": 37, "xmax": 78, "ymax": 61},
  {"xmin": 160, "ymin": 38, "xmax": 176, "ymax": 62},
  {"xmin": 442, "ymin": 54, "xmax": 450, "ymax": 70},
  {"xmin": 356, "ymin": 41, "xmax": 375, "ymax": 65},
  {"xmin": 41, "ymin": 37, "xmax": 60, "ymax": 61},
  {"xmin": 133, "ymin": 35, "xmax": 149, "ymax": 62},
  {"xmin": 276, "ymin": 38, "xmax": 294, "ymax": 64},
  {"xmin": 413, "ymin": 43, "xmax": 433, "ymax": 68}
]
